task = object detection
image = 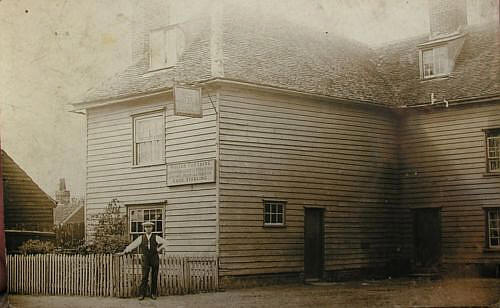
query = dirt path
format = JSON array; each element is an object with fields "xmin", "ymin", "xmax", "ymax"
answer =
[{"xmin": 8, "ymin": 278, "xmax": 500, "ymax": 308}]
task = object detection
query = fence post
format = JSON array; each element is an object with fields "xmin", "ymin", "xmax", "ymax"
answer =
[{"xmin": 184, "ymin": 257, "xmax": 190, "ymax": 294}]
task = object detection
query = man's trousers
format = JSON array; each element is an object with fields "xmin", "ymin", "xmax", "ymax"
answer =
[{"xmin": 140, "ymin": 253, "xmax": 159, "ymax": 296}]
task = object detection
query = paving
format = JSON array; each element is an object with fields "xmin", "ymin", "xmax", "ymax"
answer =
[{"xmin": 8, "ymin": 278, "xmax": 500, "ymax": 308}]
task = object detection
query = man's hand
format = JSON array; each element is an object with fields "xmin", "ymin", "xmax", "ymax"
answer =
[{"xmin": 115, "ymin": 252, "xmax": 126, "ymax": 256}]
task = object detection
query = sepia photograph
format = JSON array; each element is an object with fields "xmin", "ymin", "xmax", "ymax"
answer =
[{"xmin": 0, "ymin": 0, "xmax": 499, "ymax": 307}]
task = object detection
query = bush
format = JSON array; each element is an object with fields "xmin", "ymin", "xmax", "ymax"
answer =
[
  {"xmin": 55, "ymin": 223, "xmax": 85, "ymax": 250},
  {"xmin": 77, "ymin": 198, "xmax": 129, "ymax": 254},
  {"xmin": 19, "ymin": 240, "xmax": 55, "ymax": 255}
]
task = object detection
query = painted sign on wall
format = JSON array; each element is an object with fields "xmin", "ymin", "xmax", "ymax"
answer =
[{"xmin": 167, "ymin": 159, "xmax": 216, "ymax": 186}]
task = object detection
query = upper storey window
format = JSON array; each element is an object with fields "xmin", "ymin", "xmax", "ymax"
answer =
[
  {"xmin": 149, "ymin": 26, "xmax": 183, "ymax": 71},
  {"xmin": 486, "ymin": 129, "xmax": 500, "ymax": 173},
  {"xmin": 421, "ymin": 46, "xmax": 449, "ymax": 79},
  {"xmin": 133, "ymin": 112, "xmax": 165, "ymax": 166}
]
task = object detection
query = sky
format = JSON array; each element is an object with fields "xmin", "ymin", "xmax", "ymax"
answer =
[{"xmin": 0, "ymin": 0, "xmax": 429, "ymax": 199}]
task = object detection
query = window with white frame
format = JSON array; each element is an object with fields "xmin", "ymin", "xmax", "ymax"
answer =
[
  {"xmin": 149, "ymin": 26, "xmax": 181, "ymax": 71},
  {"xmin": 486, "ymin": 129, "xmax": 500, "ymax": 173},
  {"xmin": 133, "ymin": 112, "xmax": 165, "ymax": 166},
  {"xmin": 128, "ymin": 207, "xmax": 164, "ymax": 241},
  {"xmin": 422, "ymin": 46, "xmax": 449, "ymax": 79},
  {"xmin": 486, "ymin": 208, "xmax": 500, "ymax": 248},
  {"xmin": 263, "ymin": 200, "xmax": 286, "ymax": 226}
]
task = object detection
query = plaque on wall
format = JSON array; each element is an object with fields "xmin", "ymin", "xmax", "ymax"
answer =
[
  {"xmin": 167, "ymin": 159, "xmax": 216, "ymax": 186},
  {"xmin": 173, "ymin": 86, "xmax": 202, "ymax": 118}
]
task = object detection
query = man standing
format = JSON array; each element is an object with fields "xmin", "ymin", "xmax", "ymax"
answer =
[{"xmin": 117, "ymin": 221, "xmax": 167, "ymax": 300}]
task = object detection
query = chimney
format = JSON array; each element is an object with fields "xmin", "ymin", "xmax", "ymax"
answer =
[
  {"xmin": 56, "ymin": 178, "xmax": 70, "ymax": 205},
  {"xmin": 467, "ymin": 0, "xmax": 500, "ymax": 25},
  {"xmin": 59, "ymin": 178, "xmax": 66, "ymax": 191},
  {"xmin": 429, "ymin": 0, "xmax": 468, "ymax": 39}
]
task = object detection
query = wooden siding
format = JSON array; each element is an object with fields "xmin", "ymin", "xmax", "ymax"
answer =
[
  {"xmin": 217, "ymin": 86, "xmax": 402, "ymax": 276},
  {"xmin": 1, "ymin": 150, "xmax": 54, "ymax": 231},
  {"xmin": 85, "ymin": 93, "xmax": 217, "ymax": 255},
  {"xmin": 400, "ymin": 102, "xmax": 500, "ymax": 265}
]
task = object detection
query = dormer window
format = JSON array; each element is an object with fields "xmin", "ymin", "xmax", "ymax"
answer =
[
  {"xmin": 421, "ymin": 45, "xmax": 449, "ymax": 79},
  {"xmin": 149, "ymin": 26, "xmax": 184, "ymax": 71}
]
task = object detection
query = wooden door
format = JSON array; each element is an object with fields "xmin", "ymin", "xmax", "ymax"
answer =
[
  {"xmin": 413, "ymin": 208, "xmax": 441, "ymax": 269},
  {"xmin": 304, "ymin": 208, "xmax": 324, "ymax": 280}
]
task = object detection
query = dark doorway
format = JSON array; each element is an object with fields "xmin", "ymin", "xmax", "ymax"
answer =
[
  {"xmin": 413, "ymin": 208, "xmax": 441, "ymax": 270},
  {"xmin": 304, "ymin": 208, "xmax": 324, "ymax": 280}
]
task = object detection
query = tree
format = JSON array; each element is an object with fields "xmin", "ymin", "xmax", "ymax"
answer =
[{"xmin": 78, "ymin": 198, "xmax": 129, "ymax": 254}]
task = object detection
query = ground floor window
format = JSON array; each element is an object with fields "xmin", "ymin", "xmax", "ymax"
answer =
[
  {"xmin": 486, "ymin": 208, "xmax": 500, "ymax": 248},
  {"xmin": 128, "ymin": 207, "xmax": 164, "ymax": 240},
  {"xmin": 263, "ymin": 200, "xmax": 286, "ymax": 226}
]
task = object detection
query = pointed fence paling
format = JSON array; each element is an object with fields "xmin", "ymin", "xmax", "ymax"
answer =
[{"xmin": 7, "ymin": 254, "xmax": 218, "ymax": 297}]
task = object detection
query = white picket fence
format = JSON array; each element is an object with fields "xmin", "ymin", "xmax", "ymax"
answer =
[{"xmin": 7, "ymin": 254, "xmax": 218, "ymax": 297}]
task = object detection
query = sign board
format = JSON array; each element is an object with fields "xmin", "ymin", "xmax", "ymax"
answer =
[
  {"xmin": 167, "ymin": 159, "xmax": 216, "ymax": 186},
  {"xmin": 173, "ymin": 86, "xmax": 202, "ymax": 118}
]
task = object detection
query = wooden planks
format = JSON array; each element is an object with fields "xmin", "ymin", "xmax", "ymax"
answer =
[
  {"xmin": 85, "ymin": 95, "xmax": 218, "ymax": 254},
  {"xmin": 400, "ymin": 103, "xmax": 500, "ymax": 265},
  {"xmin": 7, "ymin": 254, "xmax": 218, "ymax": 297},
  {"xmin": 217, "ymin": 88, "xmax": 402, "ymax": 276}
]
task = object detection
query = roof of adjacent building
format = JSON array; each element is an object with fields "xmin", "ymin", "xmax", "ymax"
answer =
[
  {"xmin": 1, "ymin": 150, "xmax": 56, "ymax": 230},
  {"xmin": 79, "ymin": 3, "xmax": 500, "ymax": 108},
  {"xmin": 60, "ymin": 204, "xmax": 84, "ymax": 225},
  {"xmin": 54, "ymin": 200, "xmax": 83, "ymax": 225}
]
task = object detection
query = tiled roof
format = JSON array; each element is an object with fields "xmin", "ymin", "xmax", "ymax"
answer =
[
  {"xmin": 82, "ymin": 17, "xmax": 212, "ymax": 104},
  {"xmin": 375, "ymin": 22, "xmax": 500, "ymax": 106},
  {"xmin": 79, "ymin": 3, "xmax": 500, "ymax": 108},
  {"xmin": 54, "ymin": 202, "xmax": 81, "ymax": 225},
  {"xmin": 79, "ymin": 2, "xmax": 394, "ymax": 106},
  {"xmin": 220, "ymin": 4, "xmax": 394, "ymax": 105}
]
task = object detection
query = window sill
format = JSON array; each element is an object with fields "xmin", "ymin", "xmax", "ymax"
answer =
[
  {"xmin": 145, "ymin": 65, "xmax": 176, "ymax": 75},
  {"xmin": 483, "ymin": 248, "xmax": 500, "ymax": 253},
  {"xmin": 263, "ymin": 224, "xmax": 286, "ymax": 228},
  {"xmin": 132, "ymin": 162, "xmax": 166, "ymax": 169},
  {"xmin": 483, "ymin": 172, "xmax": 500, "ymax": 177},
  {"xmin": 421, "ymin": 74, "xmax": 450, "ymax": 81}
]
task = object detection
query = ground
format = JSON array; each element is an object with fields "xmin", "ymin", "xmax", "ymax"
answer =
[{"xmin": 8, "ymin": 278, "xmax": 500, "ymax": 308}]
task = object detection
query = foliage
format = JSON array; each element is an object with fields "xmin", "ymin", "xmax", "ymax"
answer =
[
  {"xmin": 77, "ymin": 198, "xmax": 129, "ymax": 254},
  {"xmin": 19, "ymin": 240, "xmax": 55, "ymax": 255},
  {"xmin": 55, "ymin": 223, "xmax": 85, "ymax": 250}
]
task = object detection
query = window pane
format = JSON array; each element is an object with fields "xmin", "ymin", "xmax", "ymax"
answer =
[
  {"xmin": 488, "ymin": 209, "xmax": 500, "ymax": 247},
  {"xmin": 150, "ymin": 29, "xmax": 166, "ymax": 69},
  {"xmin": 491, "ymin": 238, "xmax": 499, "ymax": 247},
  {"xmin": 137, "ymin": 142, "xmax": 152, "ymax": 164},
  {"xmin": 435, "ymin": 46, "xmax": 448, "ymax": 75},
  {"xmin": 166, "ymin": 28, "xmax": 177, "ymax": 66},
  {"xmin": 422, "ymin": 50, "xmax": 433, "ymax": 64}
]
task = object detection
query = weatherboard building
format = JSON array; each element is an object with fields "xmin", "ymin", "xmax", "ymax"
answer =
[{"xmin": 72, "ymin": 0, "xmax": 500, "ymax": 283}]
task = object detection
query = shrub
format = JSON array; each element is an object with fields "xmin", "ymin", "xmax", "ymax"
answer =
[
  {"xmin": 55, "ymin": 222, "xmax": 85, "ymax": 250},
  {"xmin": 19, "ymin": 240, "xmax": 55, "ymax": 255},
  {"xmin": 77, "ymin": 198, "xmax": 129, "ymax": 254}
]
